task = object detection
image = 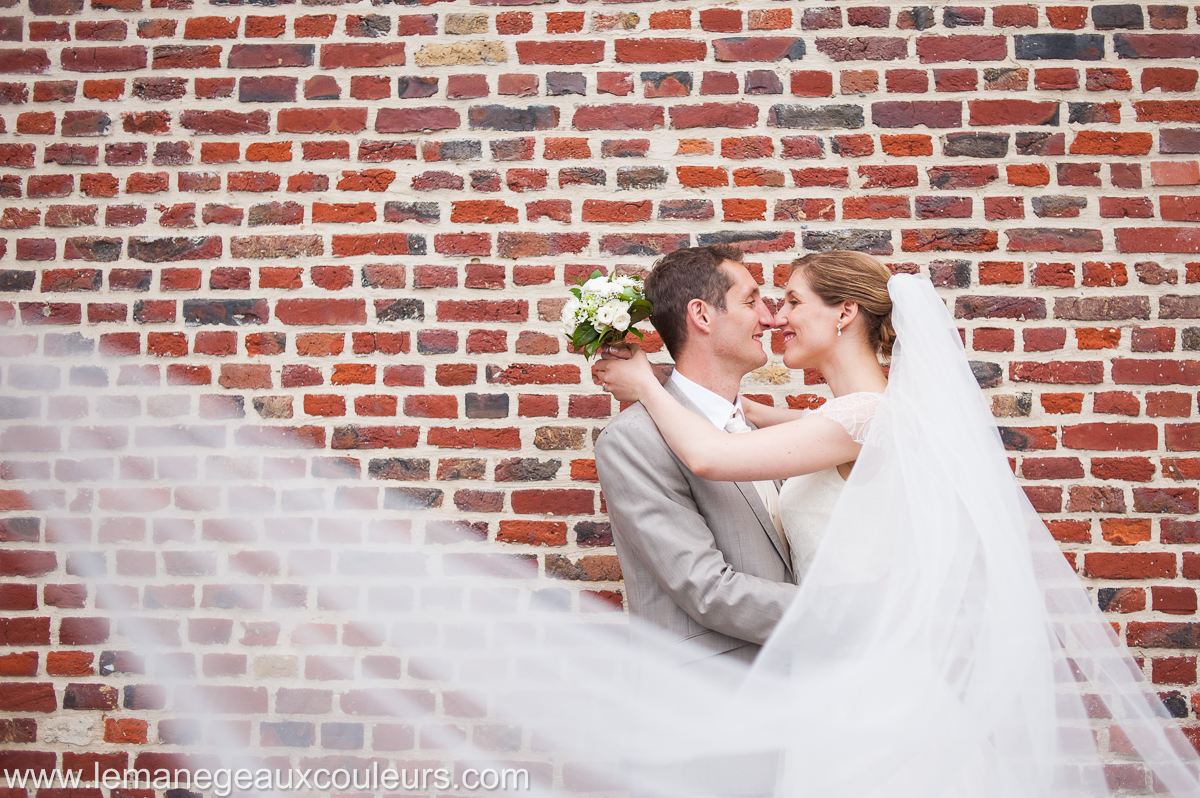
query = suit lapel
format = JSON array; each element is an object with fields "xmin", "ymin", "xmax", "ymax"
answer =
[
  {"xmin": 665, "ymin": 382, "xmax": 792, "ymax": 574},
  {"xmin": 732, "ymin": 480, "xmax": 790, "ymax": 570}
]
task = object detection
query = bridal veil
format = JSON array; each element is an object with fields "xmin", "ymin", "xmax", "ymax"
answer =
[
  {"xmin": 740, "ymin": 274, "xmax": 1200, "ymax": 796},
  {"xmin": 408, "ymin": 275, "xmax": 1200, "ymax": 797}
]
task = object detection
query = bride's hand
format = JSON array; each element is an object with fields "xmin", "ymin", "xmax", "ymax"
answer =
[
  {"xmin": 594, "ymin": 344, "xmax": 657, "ymax": 403},
  {"xmin": 598, "ymin": 344, "xmax": 672, "ymax": 385}
]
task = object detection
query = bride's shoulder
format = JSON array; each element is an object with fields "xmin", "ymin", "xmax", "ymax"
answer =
[
  {"xmin": 808, "ymin": 391, "xmax": 883, "ymax": 444},
  {"xmin": 813, "ymin": 391, "xmax": 884, "ymax": 413}
]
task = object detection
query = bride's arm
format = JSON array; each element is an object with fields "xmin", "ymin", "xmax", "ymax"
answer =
[
  {"xmin": 741, "ymin": 399, "xmax": 809, "ymax": 429},
  {"xmin": 640, "ymin": 387, "xmax": 859, "ymax": 481},
  {"xmin": 596, "ymin": 349, "xmax": 861, "ymax": 482}
]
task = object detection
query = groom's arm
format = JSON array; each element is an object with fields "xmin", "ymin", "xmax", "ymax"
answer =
[{"xmin": 596, "ymin": 419, "xmax": 796, "ymax": 646}]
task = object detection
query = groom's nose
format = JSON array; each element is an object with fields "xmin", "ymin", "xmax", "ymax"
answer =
[{"xmin": 760, "ymin": 300, "xmax": 781, "ymax": 328}]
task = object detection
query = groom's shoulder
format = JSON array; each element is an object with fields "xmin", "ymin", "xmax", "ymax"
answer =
[
  {"xmin": 596, "ymin": 402, "xmax": 665, "ymax": 453},
  {"xmin": 599, "ymin": 402, "xmax": 655, "ymax": 439}
]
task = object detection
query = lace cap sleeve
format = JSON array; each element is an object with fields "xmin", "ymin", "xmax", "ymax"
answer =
[{"xmin": 809, "ymin": 392, "xmax": 883, "ymax": 444}]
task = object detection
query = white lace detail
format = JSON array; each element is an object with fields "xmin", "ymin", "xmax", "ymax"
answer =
[{"xmin": 808, "ymin": 391, "xmax": 883, "ymax": 444}]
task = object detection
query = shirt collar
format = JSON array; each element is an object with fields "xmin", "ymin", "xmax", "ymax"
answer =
[{"xmin": 669, "ymin": 370, "xmax": 743, "ymax": 429}]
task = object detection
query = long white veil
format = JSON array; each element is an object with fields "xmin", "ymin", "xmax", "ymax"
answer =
[
  {"xmin": 8, "ymin": 274, "xmax": 1195, "ymax": 797},
  {"xmin": 457, "ymin": 273, "xmax": 1200, "ymax": 798},
  {"xmin": 454, "ymin": 274, "xmax": 1200, "ymax": 798},
  {"xmin": 736, "ymin": 274, "xmax": 1200, "ymax": 796}
]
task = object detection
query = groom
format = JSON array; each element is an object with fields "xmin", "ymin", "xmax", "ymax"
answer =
[{"xmin": 595, "ymin": 245, "xmax": 797, "ymax": 666}]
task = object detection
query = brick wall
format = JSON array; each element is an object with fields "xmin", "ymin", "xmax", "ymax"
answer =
[{"xmin": 1, "ymin": 0, "xmax": 1200, "ymax": 785}]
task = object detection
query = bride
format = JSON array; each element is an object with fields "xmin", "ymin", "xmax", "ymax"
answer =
[{"xmin": 593, "ymin": 251, "xmax": 1200, "ymax": 797}]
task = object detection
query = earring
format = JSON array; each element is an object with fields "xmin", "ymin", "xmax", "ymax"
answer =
[{"xmin": 837, "ymin": 323, "xmax": 842, "ymax": 337}]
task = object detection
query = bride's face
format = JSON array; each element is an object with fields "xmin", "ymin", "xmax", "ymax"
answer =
[{"xmin": 775, "ymin": 271, "xmax": 842, "ymax": 369}]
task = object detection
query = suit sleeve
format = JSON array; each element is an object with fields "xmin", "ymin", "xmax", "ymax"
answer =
[{"xmin": 595, "ymin": 418, "xmax": 797, "ymax": 646}]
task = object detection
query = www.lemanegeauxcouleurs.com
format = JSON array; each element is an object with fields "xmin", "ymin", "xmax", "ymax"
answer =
[{"xmin": 5, "ymin": 763, "xmax": 532, "ymax": 794}]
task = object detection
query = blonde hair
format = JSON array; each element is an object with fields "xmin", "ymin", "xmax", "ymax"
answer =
[{"xmin": 790, "ymin": 251, "xmax": 897, "ymax": 358}]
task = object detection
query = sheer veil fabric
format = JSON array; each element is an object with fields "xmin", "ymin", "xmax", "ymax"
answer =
[
  {"xmin": 743, "ymin": 274, "xmax": 1200, "ymax": 796},
  {"xmin": 464, "ymin": 275, "xmax": 1200, "ymax": 798}
]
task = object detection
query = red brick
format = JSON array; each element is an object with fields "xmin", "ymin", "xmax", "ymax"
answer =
[
  {"xmin": 1034, "ymin": 68, "xmax": 1078, "ymax": 90},
  {"xmin": 1063, "ymin": 423, "xmax": 1158, "ymax": 451},
  {"xmin": 1097, "ymin": 518, "xmax": 1151, "ymax": 546},
  {"xmin": 517, "ymin": 40, "xmax": 604, "ymax": 65},
  {"xmin": 0, "ymin": 682, "xmax": 56, "ymax": 712},
  {"xmin": 581, "ymin": 200, "xmax": 652, "ymax": 223},
  {"xmin": 880, "ymin": 134, "xmax": 933, "ymax": 156},
  {"xmin": 994, "ymin": 5, "xmax": 1038, "ymax": 26},
  {"xmin": 614, "ymin": 38, "xmax": 706, "ymax": 63},
  {"xmin": 1094, "ymin": 391, "xmax": 1141, "ymax": 416},
  {"xmin": 1085, "ymin": 552, "xmax": 1176, "ymax": 579},
  {"xmin": 859, "ymin": 165, "xmax": 920, "ymax": 188},
  {"xmin": 497, "ymin": 520, "xmax": 567, "ymax": 546},
  {"xmin": 700, "ymin": 8, "xmax": 741, "ymax": 32},
  {"xmin": 511, "ymin": 489, "xmax": 593, "ymax": 516},
  {"xmin": 1039, "ymin": 391, "xmax": 1080, "ymax": 415},
  {"xmin": 917, "ymin": 35, "xmax": 1006, "ymax": 63},
  {"xmin": 1047, "ymin": 7, "xmax": 1088, "ymax": 28},
  {"xmin": 494, "ymin": 11, "xmax": 531, "ymax": 35},
  {"xmin": 276, "ymin": 299, "xmax": 365, "ymax": 326}
]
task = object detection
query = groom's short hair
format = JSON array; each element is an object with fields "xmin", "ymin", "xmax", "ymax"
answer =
[{"xmin": 645, "ymin": 244, "xmax": 744, "ymax": 359}]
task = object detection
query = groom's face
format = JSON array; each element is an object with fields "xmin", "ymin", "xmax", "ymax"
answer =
[{"xmin": 708, "ymin": 260, "xmax": 774, "ymax": 373}]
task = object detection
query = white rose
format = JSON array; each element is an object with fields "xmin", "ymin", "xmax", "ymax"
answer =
[
  {"xmin": 612, "ymin": 310, "xmax": 632, "ymax": 331},
  {"xmin": 595, "ymin": 301, "xmax": 620, "ymax": 327},
  {"xmin": 582, "ymin": 276, "xmax": 609, "ymax": 294}
]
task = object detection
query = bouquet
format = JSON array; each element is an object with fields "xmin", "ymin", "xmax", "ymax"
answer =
[{"xmin": 563, "ymin": 270, "xmax": 653, "ymax": 359}]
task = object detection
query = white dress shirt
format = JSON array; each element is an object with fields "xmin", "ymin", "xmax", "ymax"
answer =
[{"xmin": 669, "ymin": 370, "xmax": 743, "ymax": 429}]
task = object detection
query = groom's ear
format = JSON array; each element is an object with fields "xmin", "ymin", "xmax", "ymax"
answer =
[{"xmin": 686, "ymin": 298, "xmax": 713, "ymax": 334}]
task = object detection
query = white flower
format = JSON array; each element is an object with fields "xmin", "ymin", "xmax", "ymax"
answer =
[
  {"xmin": 595, "ymin": 301, "xmax": 620, "ymax": 327},
  {"xmin": 565, "ymin": 273, "xmax": 645, "ymax": 346},
  {"xmin": 582, "ymin": 276, "xmax": 609, "ymax": 294},
  {"xmin": 562, "ymin": 298, "xmax": 585, "ymax": 335}
]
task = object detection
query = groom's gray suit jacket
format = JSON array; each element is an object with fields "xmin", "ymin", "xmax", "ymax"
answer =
[{"xmin": 595, "ymin": 381, "xmax": 797, "ymax": 665}]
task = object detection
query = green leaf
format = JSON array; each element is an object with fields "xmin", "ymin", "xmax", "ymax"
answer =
[
  {"xmin": 629, "ymin": 310, "xmax": 651, "ymax": 326},
  {"xmin": 569, "ymin": 325, "xmax": 600, "ymax": 352}
]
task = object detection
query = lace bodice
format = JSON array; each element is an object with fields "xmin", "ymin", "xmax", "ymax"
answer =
[{"xmin": 778, "ymin": 392, "xmax": 882, "ymax": 579}]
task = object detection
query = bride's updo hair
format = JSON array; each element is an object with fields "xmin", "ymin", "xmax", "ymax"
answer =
[{"xmin": 790, "ymin": 251, "xmax": 897, "ymax": 358}]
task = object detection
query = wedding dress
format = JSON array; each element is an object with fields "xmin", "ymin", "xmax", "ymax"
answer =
[{"xmin": 778, "ymin": 391, "xmax": 882, "ymax": 579}]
